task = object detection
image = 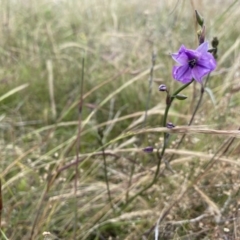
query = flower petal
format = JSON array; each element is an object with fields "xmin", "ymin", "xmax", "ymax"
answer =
[
  {"xmin": 196, "ymin": 41, "xmax": 209, "ymax": 53},
  {"xmin": 171, "ymin": 45, "xmax": 188, "ymax": 64},
  {"xmin": 192, "ymin": 65, "xmax": 211, "ymax": 82},
  {"xmin": 184, "ymin": 48, "xmax": 200, "ymax": 60},
  {"xmin": 197, "ymin": 53, "xmax": 216, "ymax": 70},
  {"xmin": 172, "ymin": 65, "xmax": 193, "ymax": 83}
]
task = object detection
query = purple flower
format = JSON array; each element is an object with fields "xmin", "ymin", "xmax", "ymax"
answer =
[
  {"xmin": 171, "ymin": 42, "xmax": 216, "ymax": 83},
  {"xmin": 166, "ymin": 122, "xmax": 175, "ymax": 129},
  {"xmin": 158, "ymin": 84, "xmax": 167, "ymax": 92},
  {"xmin": 143, "ymin": 146, "xmax": 154, "ymax": 153}
]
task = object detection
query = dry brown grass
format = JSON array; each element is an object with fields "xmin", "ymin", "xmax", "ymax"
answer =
[{"xmin": 1, "ymin": 0, "xmax": 240, "ymax": 239}]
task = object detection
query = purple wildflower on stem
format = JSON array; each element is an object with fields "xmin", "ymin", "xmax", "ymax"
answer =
[{"xmin": 171, "ymin": 42, "xmax": 216, "ymax": 84}]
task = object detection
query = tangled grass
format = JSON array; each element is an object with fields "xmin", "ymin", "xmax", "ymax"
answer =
[{"xmin": 1, "ymin": 0, "xmax": 240, "ymax": 239}]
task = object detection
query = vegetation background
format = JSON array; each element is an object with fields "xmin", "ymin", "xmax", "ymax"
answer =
[{"xmin": 0, "ymin": 0, "xmax": 240, "ymax": 239}]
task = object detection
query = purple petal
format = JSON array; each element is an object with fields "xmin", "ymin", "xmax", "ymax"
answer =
[
  {"xmin": 185, "ymin": 49, "xmax": 201, "ymax": 60},
  {"xmin": 171, "ymin": 53, "xmax": 188, "ymax": 65},
  {"xmin": 143, "ymin": 146, "xmax": 154, "ymax": 153},
  {"xmin": 196, "ymin": 42, "xmax": 209, "ymax": 53},
  {"xmin": 192, "ymin": 66, "xmax": 211, "ymax": 82},
  {"xmin": 171, "ymin": 45, "xmax": 188, "ymax": 64},
  {"xmin": 166, "ymin": 122, "xmax": 175, "ymax": 129},
  {"xmin": 197, "ymin": 53, "xmax": 217, "ymax": 70},
  {"xmin": 172, "ymin": 65, "xmax": 193, "ymax": 83}
]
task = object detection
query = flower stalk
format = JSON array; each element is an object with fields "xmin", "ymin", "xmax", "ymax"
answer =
[{"xmin": 154, "ymin": 79, "xmax": 193, "ymax": 178}]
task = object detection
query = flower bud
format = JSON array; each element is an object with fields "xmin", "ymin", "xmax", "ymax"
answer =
[
  {"xmin": 198, "ymin": 25, "xmax": 205, "ymax": 45},
  {"xmin": 166, "ymin": 122, "xmax": 175, "ymax": 129},
  {"xmin": 143, "ymin": 146, "xmax": 154, "ymax": 153},
  {"xmin": 211, "ymin": 37, "xmax": 219, "ymax": 48},
  {"xmin": 211, "ymin": 37, "xmax": 219, "ymax": 59},
  {"xmin": 195, "ymin": 10, "xmax": 204, "ymax": 27},
  {"xmin": 159, "ymin": 84, "xmax": 167, "ymax": 92}
]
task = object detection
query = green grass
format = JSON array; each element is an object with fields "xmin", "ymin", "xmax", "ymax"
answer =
[{"xmin": 1, "ymin": 0, "xmax": 240, "ymax": 239}]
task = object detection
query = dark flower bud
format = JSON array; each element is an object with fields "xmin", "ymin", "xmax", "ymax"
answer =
[
  {"xmin": 211, "ymin": 37, "xmax": 219, "ymax": 48},
  {"xmin": 159, "ymin": 84, "xmax": 167, "ymax": 92},
  {"xmin": 143, "ymin": 146, "xmax": 154, "ymax": 153},
  {"xmin": 195, "ymin": 10, "xmax": 204, "ymax": 27},
  {"xmin": 211, "ymin": 37, "xmax": 219, "ymax": 59},
  {"xmin": 166, "ymin": 122, "xmax": 175, "ymax": 129}
]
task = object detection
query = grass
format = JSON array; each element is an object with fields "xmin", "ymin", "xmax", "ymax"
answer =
[{"xmin": 1, "ymin": 0, "xmax": 240, "ymax": 239}]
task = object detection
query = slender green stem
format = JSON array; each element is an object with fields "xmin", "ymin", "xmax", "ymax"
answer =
[
  {"xmin": 97, "ymin": 128, "xmax": 114, "ymax": 212},
  {"xmin": 0, "ymin": 179, "xmax": 2, "ymax": 230},
  {"xmin": 124, "ymin": 80, "xmax": 193, "ymax": 208},
  {"xmin": 162, "ymin": 80, "xmax": 194, "ymax": 127},
  {"xmin": 155, "ymin": 79, "xmax": 194, "ymax": 175},
  {"xmin": 74, "ymin": 58, "xmax": 85, "ymax": 239},
  {"xmin": 102, "ymin": 143, "xmax": 114, "ymax": 210}
]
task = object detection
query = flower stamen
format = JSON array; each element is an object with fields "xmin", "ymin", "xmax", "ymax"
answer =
[{"xmin": 188, "ymin": 59, "xmax": 197, "ymax": 68}]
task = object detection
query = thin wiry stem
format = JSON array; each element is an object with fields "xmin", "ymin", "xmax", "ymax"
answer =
[
  {"xmin": 154, "ymin": 79, "xmax": 193, "ymax": 177},
  {"xmin": 126, "ymin": 159, "xmax": 135, "ymax": 203},
  {"xmin": 221, "ymin": 126, "xmax": 240, "ymax": 157},
  {"xmin": 74, "ymin": 57, "xmax": 85, "ymax": 239},
  {"xmin": 30, "ymin": 184, "xmax": 50, "ymax": 239},
  {"xmin": 123, "ymin": 80, "xmax": 193, "ymax": 208},
  {"xmin": 0, "ymin": 179, "xmax": 2, "ymax": 229},
  {"xmin": 97, "ymin": 128, "xmax": 114, "ymax": 212},
  {"xmin": 189, "ymin": 72, "xmax": 210, "ymax": 124},
  {"xmin": 168, "ymin": 74, "xmax": 210, "ymax": 163},
  {"xmin": 46, "ymin": 59, "xmax": 56, "ymax": 120},
  {"xmin": 143, "ymin": 51, "xmax": 156, "ymax": 128}
]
